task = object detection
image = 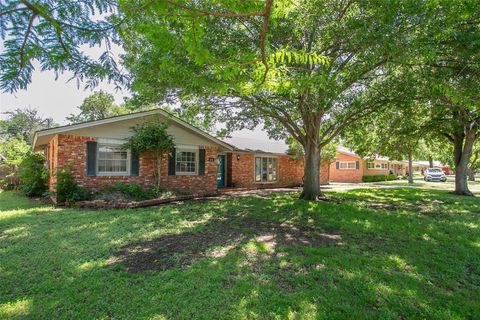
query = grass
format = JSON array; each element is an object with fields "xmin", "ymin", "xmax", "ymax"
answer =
[{"xmin": 0, "ymin": 188, "xmax": 479, "ymax": 319}]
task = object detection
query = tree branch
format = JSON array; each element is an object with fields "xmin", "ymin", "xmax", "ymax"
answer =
[{"xmin": 19, "ymin": 13, "xmax": 36, "ymax": 67}]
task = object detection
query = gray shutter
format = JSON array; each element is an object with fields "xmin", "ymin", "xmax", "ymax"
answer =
[
  {"xmin": 336, "ymin": 162, "xmax": 339, "ymax": 170},
  {"xmin": 86, "ymin": 141, "xmax": 97, "ymax": 176},
  {"xmin": 356, "ymin": 161, "xmax": 360, "ymax": 169},
  {"xmin": 168, "ymin": 148, "xmax": 176, "ymax": 176},
  {"xmin": 131, "ymin": 152, "xmax": 139, "ymax": 176},
  {"xmin": 198, "ymin": 149, "xmax": 206, "ymax": 176}
]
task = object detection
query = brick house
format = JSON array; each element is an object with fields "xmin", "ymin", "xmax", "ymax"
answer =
[
  {"xmin": 329, "ymin": 147, "xmax": 406, "ymax": 183},
  {"xmin": 32, "ymin": 109, "xmax": 329, "ymax": 197}
]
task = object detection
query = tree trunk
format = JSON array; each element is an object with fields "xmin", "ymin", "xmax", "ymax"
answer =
[
  {"xmin": 300, "ymin": 141, "xmax": 322, "ymax": 200},
  {"xmin": 453, "ymin": 131, "xmax": 475, "ymax": 196},
  {"xmin": 408, "ymin": 152, "xmax": 414, "ymax": 184},
  {"xmin": 428, "ymin": 156, "xmax": 433, "ymax": 168}
]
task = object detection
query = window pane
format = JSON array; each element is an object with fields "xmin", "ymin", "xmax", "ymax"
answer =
[
  {"xmin": 175, "ymin": 151, "xmax": 197, "ymax": 173},
  {"xmin": 272, "ymin": 158, "xmax": 277, "ymax": 181},
  {"xmin": 262, "ymin": 158, "xmax": 268, "ymax": 182},
  {"xmin": 255, "ymin": 157, "xmax": 261, "ymax": 182},
  {"xmin": 97, "ymin": 145, "xmax": 128, "ymax": 173}
]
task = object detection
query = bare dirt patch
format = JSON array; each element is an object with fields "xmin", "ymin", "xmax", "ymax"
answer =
[{"xmin": 108, "ymin": 216, "xmax": 341, "ymax": 273}]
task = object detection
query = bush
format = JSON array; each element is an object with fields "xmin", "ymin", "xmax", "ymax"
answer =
[
  {"xmin": 18, "ymin": 152, "xmax": 48, "ymax": 196},
  {"xmin": 101, "ymin": 182, "xmax": 165, "ymax": 201},
  {"xmin": 362, "ymin": 174, "xmax": 398, "ymax": 183},
  {"xmin": 55, "ymin": 167, "xmax": 91, "ymax": 203}
]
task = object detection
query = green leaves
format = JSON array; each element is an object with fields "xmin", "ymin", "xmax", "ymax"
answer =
[
  {"xmin": 66, "ymin": 90, "xmax": 128, "ymax": 124},
  {"xmin": 124, "ymin": 121, "xmax": 175, "ymax": 156},
  {"xmin": 0, "ymin": 0, "xmax": 121, "ymax": 92}
]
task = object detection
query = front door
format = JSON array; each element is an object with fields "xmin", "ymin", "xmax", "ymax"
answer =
[{"xmin": 217, "ymin": 155, "xmax": 225, "ymax": 188}]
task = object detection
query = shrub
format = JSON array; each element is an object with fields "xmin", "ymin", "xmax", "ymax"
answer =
[
  {"xmin": 55, "ymin": 167, "xmax": 91, "ymax": 203},
  {"xmin": 0, "ymin": 138, "xmax": 30, "ymax": 189},
  {"xmin": 362, "ymin": 174, "xmax": 398, "ymax": 183},
  {"xmin": 18, "ymin": 152, "xmax": 48, "ymax": 196},
  {"xmin": 124, "ymin": 121, "xmax": 175, "ymax": 189},
  {"xmin": 101, "ymin": 182, "xmax": 165, "ymax": 201}
]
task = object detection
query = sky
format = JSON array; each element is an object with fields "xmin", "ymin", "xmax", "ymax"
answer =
[
  {"xmin": 0, "ymin": 41, "xmax": 129, "ymax": 125},
  {"xmin": 0, "ymin": 64, "xmax": 128, "ymax": 125}
]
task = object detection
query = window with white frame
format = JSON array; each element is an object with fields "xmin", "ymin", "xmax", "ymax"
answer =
[
  {"xmin": 367, "ymin": 161, "xmax": 389, "ymax": 170},
  {"xmin": 255, "ymin": 156, "xmax": 278, "ymax": 182},
  {"xmin": 97, "ymin": 145, "xmax": 129, "ymax": 175},
  {"xmin": 175, "ymin": 149, "xmax": 197, "ymax": 174},
  {"xmin": 339, "ymin": 161, "xmax": 357, "ymax": 169}
]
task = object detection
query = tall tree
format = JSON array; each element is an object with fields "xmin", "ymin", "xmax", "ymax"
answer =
[
  {"xmin": 343, "ymin": 100, "xmax": 430, "ymax": 184},
  {"xmin": 411, "ymin": 0, "xmax": 480, "ymax": 195},
  {"xmin": 66, "ymin": 90, "xmax": 127, "ymax": 123},
  {"xmin": 0, "ymin": 107, "xmax": 55, "ymax": 144},
  {"xmin": 119, "ymin": 0, "xmax": 415, "ymax": 200}
]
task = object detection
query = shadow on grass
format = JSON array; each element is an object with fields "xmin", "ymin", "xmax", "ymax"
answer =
[{"xmin": 108, "ymin": 214, "xmax": 341, "ymax": 272}]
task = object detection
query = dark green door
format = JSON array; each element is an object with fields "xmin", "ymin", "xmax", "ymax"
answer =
[{"xmin": 217, "ymin": 155, "xmax": 225, "ymax": 188}]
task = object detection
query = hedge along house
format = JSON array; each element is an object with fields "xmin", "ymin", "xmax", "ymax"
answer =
[{"xmin": 32, "ymin": 109, "xmax": 328, "ymax": 197}]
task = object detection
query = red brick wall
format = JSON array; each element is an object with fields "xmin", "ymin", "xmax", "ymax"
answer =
[
  {"xmin": 45, "ymin": 134, "xmax": 218, "ymax": 194},
  {"xmin": 159, "ymin": 146, "xmax": 218, "ymax": 194},
  {"xmin": 329, "ymin": 153, "xmax": 364, "ymax": 183},
  {"xmin": 226, "ymin": 152, "xmax": 329, "ymax": 189}
]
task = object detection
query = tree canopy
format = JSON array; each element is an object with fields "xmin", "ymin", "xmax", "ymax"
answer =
[
  {"xmin": 0, "ymin": 107, "xmax": 55, "ymax": 144},
  {"xmin": 66, "ymin": 90, "xmax": 127, "ymax": 123},
  {"xmin": 119, "ymin": 0, "xmax": 419, "ymax": 199},
  {"xmin": 0, "ymin": 0, "xmax": 123, "ymax": 92}
]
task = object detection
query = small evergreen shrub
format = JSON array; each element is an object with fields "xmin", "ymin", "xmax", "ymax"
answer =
[
  {"xmin": 18, "ymin": 152, "xmax": 48, "ymax": 196},
  {"xmin": 55, "ymin": 167, "xmax": 91, "ymax": 203},
  {"xmin": 362, "ymin": 174, "xmax": 398, "ymax": 183}
]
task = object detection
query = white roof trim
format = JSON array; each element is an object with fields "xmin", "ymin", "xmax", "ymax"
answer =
[{"xmin": 33, "ymin": 109, "xmax": 233, "ymax": 150}]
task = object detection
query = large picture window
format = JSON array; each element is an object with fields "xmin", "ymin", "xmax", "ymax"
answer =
[
  {"xmin": 97, "ymin": 145, "xmax": 129, "ymax": 174},
  {"xmin": 176, "ymin": 149, "xmax": 197, "ymax": 174},
  {"xmin": 255, "ymin": 156, "xmax": 278, "ymax": 182}
]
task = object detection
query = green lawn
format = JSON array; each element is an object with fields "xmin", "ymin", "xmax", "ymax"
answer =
[{"xmin": 0, "ymin": 189, "xmax": 479, "ymax": 319}]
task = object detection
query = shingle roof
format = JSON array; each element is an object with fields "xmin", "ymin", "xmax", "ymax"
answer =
[{"xmin": 221, "ymin": 136, "xmax": 290, "ymax": 154}]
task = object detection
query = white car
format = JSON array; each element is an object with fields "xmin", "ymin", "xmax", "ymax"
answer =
[{"xmin": 424, "ymin": 168, "xmax": 447, "ymax": 182}]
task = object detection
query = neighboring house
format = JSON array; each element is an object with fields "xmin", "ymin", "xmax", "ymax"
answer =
[
  {"xmin": 329, "ymin": 147, "xmax": 407, "ymax": 183},
  {"xmin": 32, "ymin": 109, "xmax": 329, "ymax": 197}
]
